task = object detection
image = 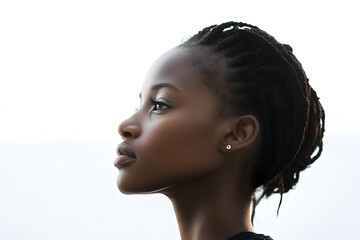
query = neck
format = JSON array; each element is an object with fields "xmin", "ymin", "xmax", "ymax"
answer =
[{"xmin": 163, "ymin": 170, "xmax": 255, "ymax": 240}]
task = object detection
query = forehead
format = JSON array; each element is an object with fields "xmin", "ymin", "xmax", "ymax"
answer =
[{"xmin": 141, "ymin": 47, "xmax": 214, "ymax": 96}]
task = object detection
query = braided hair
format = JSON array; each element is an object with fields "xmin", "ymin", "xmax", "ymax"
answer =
[{"xmin": 180, "ymin": 22, "xmax": 325, "ymax": 222}]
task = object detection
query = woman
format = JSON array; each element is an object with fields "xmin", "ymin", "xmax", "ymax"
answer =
[{"xmin": 114, "ymin": 21, "xmax": 325, "ymax": 240}]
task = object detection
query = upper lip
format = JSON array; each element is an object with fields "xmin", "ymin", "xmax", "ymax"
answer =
[{"xmin": 117, "ymin": 143, "xmax": 136, "ymax": 158}]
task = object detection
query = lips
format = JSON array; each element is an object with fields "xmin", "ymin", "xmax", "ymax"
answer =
[
  {"xmin": 117, "ymin": 143, "xmax": 136, "ymax": 158},
  {"xmin": 114, "ymin": 143, "xmax": 137, "ymax": 168}
]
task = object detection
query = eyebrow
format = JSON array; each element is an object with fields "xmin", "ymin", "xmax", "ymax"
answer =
[
  {"xmin": 139, "ymin": 83, "xmax": 181, "ymax": 99},
  {"xmin": 151, "ymin": 83, "xmax": 181, "ymax": 92}
]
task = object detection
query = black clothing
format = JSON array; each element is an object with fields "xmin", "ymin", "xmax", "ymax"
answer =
[{"xmin": 228, "ymin": 232, "xmax": 273, "ymax": 240}]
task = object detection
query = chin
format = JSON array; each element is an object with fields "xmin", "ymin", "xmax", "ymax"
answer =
[{"xmin": 116, "ymin": 174, "xmax": 139, "ymax": 194}]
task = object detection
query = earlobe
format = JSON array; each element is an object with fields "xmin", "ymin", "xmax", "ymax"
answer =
[{"xmin": 220, "ymin": 115, "xmax": 260, "ymax": 152}]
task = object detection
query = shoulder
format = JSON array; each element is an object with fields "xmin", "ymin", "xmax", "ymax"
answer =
[{"xmin": 228, "ymin": 232, "xmax": 273, "ymax": 240}]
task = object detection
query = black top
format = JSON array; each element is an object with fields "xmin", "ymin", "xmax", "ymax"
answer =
[{"xmin": 228, "ymin": 232, "xmax": 273, "ymax": 240}]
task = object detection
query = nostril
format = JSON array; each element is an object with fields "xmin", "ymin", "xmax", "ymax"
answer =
[
  {"xmin": 118, "ymin": 122, "xmax": 140, "ymax": 139},
  {"xmin": 123, "ymin": 131, "xmax": 133, "ymax": 138}
]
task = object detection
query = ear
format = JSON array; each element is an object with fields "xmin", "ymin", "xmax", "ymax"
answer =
[{"xmin": 220, "ymin": 115, "xmax": 260, "ymax": 153}]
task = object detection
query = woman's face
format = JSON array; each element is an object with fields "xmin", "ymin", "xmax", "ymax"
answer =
[{"xmin": 115, "ymin": 47, "xmax": 228, "ymax": 194}]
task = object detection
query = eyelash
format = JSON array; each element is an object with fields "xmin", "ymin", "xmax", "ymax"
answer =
[{"xmin": 151, "ymin": 99, "xmax": 171, "ymax": 112}]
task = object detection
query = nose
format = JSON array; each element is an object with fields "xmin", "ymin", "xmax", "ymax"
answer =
[{"xmin": 118, "ymin": 117, "xmax": 141, "ymax": 140}]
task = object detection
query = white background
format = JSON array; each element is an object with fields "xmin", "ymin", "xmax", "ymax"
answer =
[{"xmin": 0, "ymin": 0, "xmax": 359, "ymax": 239}]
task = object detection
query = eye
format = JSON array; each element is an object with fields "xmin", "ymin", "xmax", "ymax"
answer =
[{"xmin": 151, "ymin": 98, "xmax": 171, "ymax": 112}]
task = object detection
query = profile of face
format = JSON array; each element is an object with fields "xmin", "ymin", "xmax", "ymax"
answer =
[{"xmin": 115, "ymin": 47, "xmax": 253, "ymax": 195}]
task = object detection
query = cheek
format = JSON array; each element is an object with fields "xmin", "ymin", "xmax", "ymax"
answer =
[
  {"xmin": 118, "ymin": 112, "xmax": 221, "ymax": 193},
  {"xmin": 145, "ymin": 112, "xmax": 217, "ymax": 165}
]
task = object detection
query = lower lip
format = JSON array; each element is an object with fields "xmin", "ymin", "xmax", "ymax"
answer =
[{"xmin": 114, "ymin": 155, "xmax": 136, "ymax": 168}]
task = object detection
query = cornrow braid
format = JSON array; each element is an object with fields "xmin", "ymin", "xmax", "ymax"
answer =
[{"xmin": 180, "ymin": 21, "xmax": 325, "ymax": 222}]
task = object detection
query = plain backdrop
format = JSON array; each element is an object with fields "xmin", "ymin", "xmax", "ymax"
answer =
[{"xmin": 1, "ymin": 0, "xmax": 359, "ymax": 239}]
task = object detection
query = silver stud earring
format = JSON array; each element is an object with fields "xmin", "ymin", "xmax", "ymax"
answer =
[{"xmin": 226, "ymin": 144, "xmax": 231, "ymax": 150}]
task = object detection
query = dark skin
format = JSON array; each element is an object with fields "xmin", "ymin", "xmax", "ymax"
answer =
[{"xmin": 116, "ymin": 47, "xmax": 262, "ymax": 240}]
